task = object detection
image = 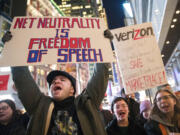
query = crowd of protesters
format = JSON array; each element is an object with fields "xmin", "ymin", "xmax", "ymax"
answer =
[
  {"xmin": 1, "ymin": 30, "xmax": 180, "ymax": 135},
  {"xmin": 1, "ymin": 83, "xmax": 180, "ymax": 135}
]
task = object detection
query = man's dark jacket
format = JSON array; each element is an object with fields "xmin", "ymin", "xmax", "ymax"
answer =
[
  {"xmin": 106, "ymin": 118, "xmax": 146, "ymax": 135},
  {"xmin": 11, "ymin": 63, "xmax": 109, "ymax": 135}
]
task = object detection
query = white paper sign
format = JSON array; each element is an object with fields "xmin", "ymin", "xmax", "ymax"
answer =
[
  {"xmin": 111, "ymin": 23, "xmax": 167, "ymax": 94},
  {"xmin": 0, "ymin": 16, "xmax": 114, "ymax": 66}
]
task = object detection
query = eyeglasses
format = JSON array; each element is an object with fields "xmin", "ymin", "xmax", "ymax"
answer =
[
  {"xmin": 156, "ymin": 95, "xmax": 173, "ymax": 103},
  {"xmin": 115, "ymin": 104, "xmax": 128, "ymax": 109},
  {"xmin": 0, "ymin": 106, "xmax": 9, "ymax": 111}
]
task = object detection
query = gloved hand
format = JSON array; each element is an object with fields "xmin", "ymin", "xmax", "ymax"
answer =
[
  {"xmin": 104, "ymin": 29, "xmax": 113, "ymax": 40},
  {"xmin": 2, "ymin": 31, "xmax": 12, "ymax": 43}
]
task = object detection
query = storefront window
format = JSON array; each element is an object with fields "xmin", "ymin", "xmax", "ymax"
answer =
[
  {"xmin": 172, "ymin": 59, "xmax": 180, "ymax": 87},
  {"xmin": 0, "ymin": 17, "xmax": 11, "ymax": 54}
]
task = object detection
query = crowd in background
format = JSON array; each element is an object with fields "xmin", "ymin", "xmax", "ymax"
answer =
[
  {"xmin": 0, "ymin": 30, "xmax": 180, "ymax": 135},
  {"xmin": 1, "ymin": 83, "xmax": 180, "ymax": 135},
  {"xmin": 105, "ymin": 84, "xmax": 180, "ymax": 135}
]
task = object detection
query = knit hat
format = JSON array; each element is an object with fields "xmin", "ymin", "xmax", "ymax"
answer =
[
  {"xmin": 140, "ymin": 100, "xmax": 151, "ymax": 114},
  {"xmin": 0, "ymin": 99, "xmax": 16, "ymax": 112},
  {"xmin": 47, "ymin": 70, "xmax": 76, "ymax": 95}
]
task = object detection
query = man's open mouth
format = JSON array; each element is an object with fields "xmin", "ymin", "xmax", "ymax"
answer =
[
  {"xmin": 54, "ymin": 86, "xmax": 62, "ymax": 91},
  {"xmin": 161, "ymin": 104, "xmax": 169, "ymax": 110},
  {"xmin": 0, "ymin": 114, "xmax": 5, "ymax": 117}
]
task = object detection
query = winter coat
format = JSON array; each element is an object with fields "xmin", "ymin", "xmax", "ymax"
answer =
[
  {"xmin": 0, "ymin": 112, "xmax": 29, "ymax": 135},
  {"xmin": 11, "ymin": 63, "xmax": 109, "ymax": 135},
  {"xmin": 106, "ymin": 118, "xmax": 146, "ymax": 135},
  {"xmin": 127, "ymin": 98, "xmax": 140, "ymax": 121},
  {"xmin": 144, "ymin": 113, "xmax": 180, "ymax": 135},
  {"xmin": 136, "ymin": 114, "xmax": 148, "ymax": 129},
  {"xmin": 99, "ymin": 109, "xmax": 113, "ymax": 126}
]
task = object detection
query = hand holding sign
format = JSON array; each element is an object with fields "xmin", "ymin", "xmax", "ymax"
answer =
[
  {"xmin": 0, "ymin": 16, "xmax": 114, "ymax": 67},
  {"xmin": 104, "ymin": 29, "xmax": 114, "ymax": 40},
  {"xmin": 2, "ymin": 31, "xmax": 12, "ymax": 43},
  {"xmin": 111, "ymin": 23, "xmax": 167, "ymax": 94}
]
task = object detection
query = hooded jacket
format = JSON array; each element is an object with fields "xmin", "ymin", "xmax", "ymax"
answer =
[
  {"xmin": 11, "ymin": 63, "xmax": 109, "ymax": 135},
  {"xmin": 144, "ymin": 113, "xmax": 180, "ymax": 135}
]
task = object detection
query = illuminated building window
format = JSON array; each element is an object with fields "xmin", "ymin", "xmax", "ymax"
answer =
[
  {"xmin": 29, "ymin": 66, "xmax": 34, "ymax": 72},
  {"xmin": 72, "ymin": 6, "xmax": 81, "ymax": 10},
  {"xmin": 83, "ymin": 12, "xmax": 87, "ymax": 15},
  {"xmin": 85, "ymin": 5, "xmax": 91, "ymax": 8},
  {"xmin": 37, "ymin": 68, "xmax": 40, "ymax": 74},
  {"xmin": 41, "ymin": 70, "xmax": 45, "ymax": 75}
]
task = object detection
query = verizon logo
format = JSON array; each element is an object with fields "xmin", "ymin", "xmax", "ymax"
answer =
[{"xmin": 115, "ymin": 26, "xmax": 154, "ymax": 41}]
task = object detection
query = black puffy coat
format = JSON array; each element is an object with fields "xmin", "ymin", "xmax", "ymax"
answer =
[
  {"xmin": 136, "ymin": 114, "xmax": 148, "ymax": 129},
  {"xmin": 127, "ymin": 98, "xmax": 140, "ymax": 121},
  {"xmin": 0, "ymin": 112, "xmax": 29, "ymax": 135},
  {"xmin": 144, "ymin": 114, "xmax": 180, "ymax": 135},
  {"xmin": 106, "ymin": 118, "xmax": 146, "ymax": 135}
]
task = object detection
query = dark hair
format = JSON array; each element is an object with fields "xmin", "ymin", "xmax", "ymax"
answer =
[
  {"xmin": 111, "ymin": 97, "xmax": 128, "ymax": 113},
  {"xmin": 0, "ymin": 99, "xmax": 16, "ymax": 113},
  {"xmin": 157, "ymin": 83, "xmax": 171, "ymax": 90},
  {"xmin": 0, "ymin": 99, "xmax": 22, "ymax": 123}
]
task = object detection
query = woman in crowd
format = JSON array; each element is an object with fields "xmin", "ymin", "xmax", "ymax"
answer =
[
  {"xmin": 0, "ymin": 99, "xmax": 29, "ymax": 135},
  {"xmin": 144, "ymin": 88, "xmax": 180, "ymax": 135},
  {"xmin": 106, "ymin": 97, "xmax": 146, "ymax": 135},
  {"xmin": 136, "ymin": 100, "xmax": 151, "ymax": 128}
]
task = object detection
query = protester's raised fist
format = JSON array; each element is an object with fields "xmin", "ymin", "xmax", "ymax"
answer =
[
  {"xmin": 2, "ymin": 31, "xmax": 12, "ymax": 43},
  {"xmin": 104, "ymin": 29, "xmax": 113, "ymax": 40}
]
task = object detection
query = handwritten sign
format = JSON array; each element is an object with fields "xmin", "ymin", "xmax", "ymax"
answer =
[
  {"xmin": 0, "ymin": 17, "xmax": 114, "ymax": 66},
  {"xmin": 111, "ymin": 23, "xmax": 167, "ymax": 94}
]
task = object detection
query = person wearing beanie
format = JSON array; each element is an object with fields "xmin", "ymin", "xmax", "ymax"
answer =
[
  {"xmin": 140, "ymin": 100, "xmax": 151, "ymax": 119},
  {"xmin": 136, "ymin": 100, "xmax": 151, "ymax": 129},
  {"xmin": 4, "ymin": 30, "xmax": 111, "ymax": 135},
  {"xmin": 3, "ymin": 29, "xmax": 111, "ymax": 135},
  {"xmin": 144, "ymin": 89, "xmax": 180, "ymax": 135},
  {"xmin": 0, "ymin": 99, "xmax": 29, "ymax": 135},
  {"xmin": 10, "ymin": 62, "xmax": 110, "ymax": 135}
]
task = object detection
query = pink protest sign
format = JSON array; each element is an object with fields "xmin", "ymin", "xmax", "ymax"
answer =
[{"xmin": 111, "ymin": 23, "xmax": 167, "ymax": 94}]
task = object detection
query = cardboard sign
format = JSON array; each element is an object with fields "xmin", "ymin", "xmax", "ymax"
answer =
[
  {"xmin": 111, "ymin": 23, "xmax": 167, "ymax": 94},
  {"xmin": 0, "ymin": 16, "xmax": 114, "ymax": 66}
]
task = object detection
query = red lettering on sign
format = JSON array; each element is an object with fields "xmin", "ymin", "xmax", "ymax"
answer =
[
  {"xmin": 125, "ymin": 71, "xmax": 166, "ymax": 91},
  {"xmin": 0, "ymin": 75, "xmax": 10, "ymax": 91},
  {"xmin": 130, "ymin": 58, "xmax": 143, "ymax": 69}
]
